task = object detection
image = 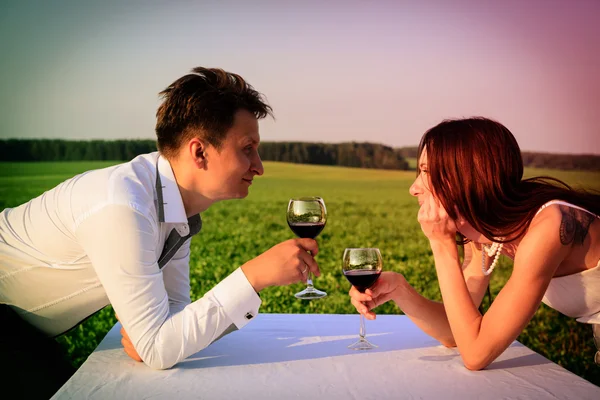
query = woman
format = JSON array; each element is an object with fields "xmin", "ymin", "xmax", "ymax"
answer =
[{"xmin": 349, "ymin": 117, "xmax": 600, "ymax": 369}]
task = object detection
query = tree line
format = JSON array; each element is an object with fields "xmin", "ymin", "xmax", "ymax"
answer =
[
  {"xmin": 1, "ymin": 139, "xmax": 599, "ymax": 171},
  {"xmin": 0, "ymin": 139, "xmax": 409, "ymax": 170},
  {"xmin": 396, "ymin": 146, "xmax": 600, "ymax": 172}
]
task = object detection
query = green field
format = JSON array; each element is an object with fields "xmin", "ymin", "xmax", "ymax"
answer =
[{"xmin": 1, "ymin": 161, "xmax": 599, "ymax": 385}]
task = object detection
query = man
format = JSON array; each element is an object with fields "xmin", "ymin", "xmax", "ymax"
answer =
[{"xmin": 0, "ymin": 67, "xmax": 320, "ymax": 398}]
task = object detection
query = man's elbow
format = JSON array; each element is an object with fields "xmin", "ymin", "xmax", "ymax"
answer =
[
  {"xmin": 142, "ymin": 354, "xmax": 178, "ymax": 370},
  {"xmin": 137, "ymin": 343, "xmax": 179, "ymax": 370},
  {"xmin": 139, "ymin": 336, "xmax": 206, "ymax": 370}
]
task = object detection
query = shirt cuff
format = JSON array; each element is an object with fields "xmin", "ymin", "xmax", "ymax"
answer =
[{"xmin": 211, "ymin": 267, "xmax": 262, "ymax": 329}]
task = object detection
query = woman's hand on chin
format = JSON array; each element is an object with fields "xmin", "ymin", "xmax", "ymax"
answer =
[{"xmin": 417, "ymin": 195, "xmax": 458, "ymax": 243}]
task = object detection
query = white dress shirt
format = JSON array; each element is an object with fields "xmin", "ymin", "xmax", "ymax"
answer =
[{"xmin": 0, "ymin": 152, "xmax": 261, "ymax": 369}]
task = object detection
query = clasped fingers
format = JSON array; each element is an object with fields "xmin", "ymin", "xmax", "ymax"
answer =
[
  {"xmin": 349, "ymin": 291, "xmax": 377, "ymax": 320},
  {"xmin": 119, "ymin": 325, "xmax": 142, "ymax": 362},
  {"xmin": 417, "ymin": 197, "xmax": 458, "ymax": 238}
]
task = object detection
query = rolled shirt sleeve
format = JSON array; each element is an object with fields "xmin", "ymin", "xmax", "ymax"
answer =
[{"xmin": 75, "ymin": 204, "xmax": 261, "ymax": 369}]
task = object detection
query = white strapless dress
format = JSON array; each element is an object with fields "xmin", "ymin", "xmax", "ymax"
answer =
[{"xmin": 536, "ymin": 200, "xmax": 600, "ymax": 324}]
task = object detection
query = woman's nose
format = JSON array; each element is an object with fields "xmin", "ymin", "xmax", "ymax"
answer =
[{"xmin": 409, "ymin": 177, "xmax": 421, "ymax": 197}]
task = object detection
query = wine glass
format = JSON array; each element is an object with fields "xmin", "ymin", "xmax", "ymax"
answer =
[
  {"xmin": 342, "ymin": 248, "xmax": 382, "ymax": 350},
  {"xmin": 287, "ymin": 197, "xmax": 327, "ymax": 299}
]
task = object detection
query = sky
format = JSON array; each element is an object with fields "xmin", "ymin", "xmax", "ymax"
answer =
[{"xmin": 1, "ymin": 0, "xmax": 599, "ymax": 154}]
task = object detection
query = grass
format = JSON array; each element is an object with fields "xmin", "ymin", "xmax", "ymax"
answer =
[{"xmin": 1, "ymin": 160, "xmax": 599, "ymax": 386}]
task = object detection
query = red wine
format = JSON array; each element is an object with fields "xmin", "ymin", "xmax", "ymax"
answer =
[
  {"xmin": 288, "ymin": 222, "xmax": 325, "ymax": 239},
  {"xmin": 344, "ymin": 270, "xmax": 381, "ymax": 292}
]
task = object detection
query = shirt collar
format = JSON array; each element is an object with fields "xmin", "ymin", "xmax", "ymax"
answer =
[{"xmin": 156, "ymin": 154, "xmax": 188, "ymax": 225}]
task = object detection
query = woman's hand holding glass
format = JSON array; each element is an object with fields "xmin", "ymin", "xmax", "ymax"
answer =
[
  {"xmin": 343, "ymin": 248, "xmax": 383, "ymax": 350},
  {"xmin": 349, "ymin": 271, "xmax": 406, "ymax": 320}
]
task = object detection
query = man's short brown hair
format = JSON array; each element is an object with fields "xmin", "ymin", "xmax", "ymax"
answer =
[{"xmin": 155, "ymin": 67, "xmax": 273, "ymax": 158}]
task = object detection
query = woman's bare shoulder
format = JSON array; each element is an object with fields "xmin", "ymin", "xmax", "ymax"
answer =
[{"xmin": 531, "ymin": 203, "xmax": 596, "ymax": 246}]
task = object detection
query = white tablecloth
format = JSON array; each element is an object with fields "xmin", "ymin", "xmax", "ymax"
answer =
[{"xmin": 52, "ymin": 314, "xmax": 600, "ymax": 399}]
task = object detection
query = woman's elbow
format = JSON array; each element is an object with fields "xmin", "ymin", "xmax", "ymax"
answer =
[
  {"xmin": 463, "ymin": 361, "xmax": 485, "ymax": 371},
  {"xmin": 439, "ymin": 337, "xmax": 456, "ymax": 348},
  {"xmin": 461, "ymin": 353, "xmax": 492, "ymax": 371}
]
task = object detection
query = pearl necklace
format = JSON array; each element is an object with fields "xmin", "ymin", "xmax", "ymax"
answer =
[{"xmin": 481, "ymin": 241, "xmax": 503, "ymax": 276}]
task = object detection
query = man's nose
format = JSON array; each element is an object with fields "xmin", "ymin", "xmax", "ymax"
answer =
[{"xmin": 252, "ymin": 154, "xmax": 264, "ymax": 176}]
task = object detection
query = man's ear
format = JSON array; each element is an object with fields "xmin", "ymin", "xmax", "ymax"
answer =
[{"xmin": 189, "ymin": 138, "xmax": 207, "ymax": 168}]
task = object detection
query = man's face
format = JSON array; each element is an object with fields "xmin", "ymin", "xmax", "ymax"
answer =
[{"xmin": 202, "ymin": 109, "xmax": 264, "ymax": 201}]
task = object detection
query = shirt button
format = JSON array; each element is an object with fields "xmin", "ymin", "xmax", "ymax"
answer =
[
  {"xmin": 245, "ymin": 312, "xmax": 254, "ymax": 320},
  {"xmin": 177, "ymin": 225, "xmax": 189, "ymax": 236}
]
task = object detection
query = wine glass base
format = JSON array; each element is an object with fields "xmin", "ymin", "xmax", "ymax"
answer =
[
  {"xmin": 294, "ymin": 287, "xmax": 327, "ymax": 300},
  {"xmin": 347, "ymin": 338, "xmax": 377, "ymax": 351}
]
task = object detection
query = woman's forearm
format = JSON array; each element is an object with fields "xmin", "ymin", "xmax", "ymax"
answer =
[
  {"xmin": 392, "ymin": 276, "xmax": 456, "ymax": 347},
  {"xmin": 429, "ymin": 239, "xmax": 484, "ymax": 361}
]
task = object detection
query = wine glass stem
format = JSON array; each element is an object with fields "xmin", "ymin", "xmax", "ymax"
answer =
[
  {"xmin": 359, "ymin": 313, "xmax": 366, "ymax": 340},
  {"xmin": 306, "ymin": 272, "xmax": 314, "ymax": 288}
]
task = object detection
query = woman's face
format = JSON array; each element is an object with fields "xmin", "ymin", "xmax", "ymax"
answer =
[
  {"xmin": 409, "ymin": 148, "xmax": 433, "ymax": 206},
  {"xmin": 409, "ymin": 147, "xmax": 490, "ymax": 244}
]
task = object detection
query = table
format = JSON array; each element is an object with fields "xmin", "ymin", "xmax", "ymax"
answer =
[{"xmin": 52, "ymin": 314, "xmax": 600, "ymax": 399}]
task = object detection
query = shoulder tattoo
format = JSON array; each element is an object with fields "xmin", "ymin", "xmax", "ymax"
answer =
[{"xmin": 559, "ymin": 205, "xmax": 595, "ymax": 246}]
